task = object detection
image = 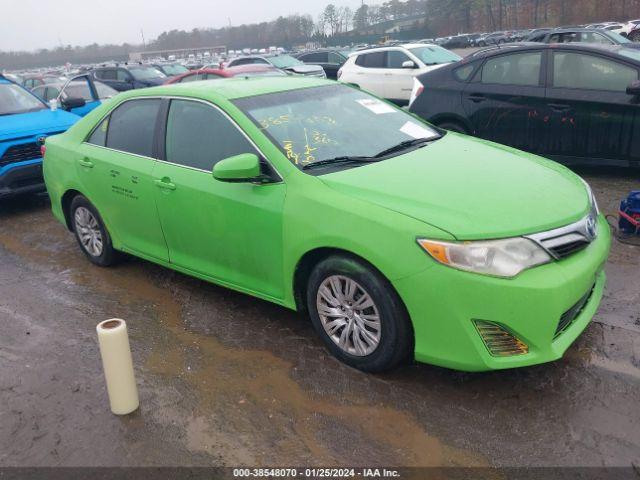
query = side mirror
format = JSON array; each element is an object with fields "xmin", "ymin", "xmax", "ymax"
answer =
[
  {"xmin": 627, "ymin": 80, "xmax": 640, "ymax": 96},
  {"xmin": 402, "ymin": 60, "xmax": 416, "ymax": 69},
  {"xmin": 61, "ymin": 97, "xmax": 86, "ymax": 110},
  {"xmin": 213, "ymin": 153, "xmax": 263, "ymax": 182}
]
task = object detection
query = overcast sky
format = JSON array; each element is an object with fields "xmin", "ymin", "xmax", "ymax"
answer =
[{"xmin": 1, "ymin": 0, "xmax": 363, "ymax": 52}]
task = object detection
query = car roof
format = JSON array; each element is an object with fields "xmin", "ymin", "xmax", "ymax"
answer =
[
  {"xmin": 468, "ymin": 42, "xmax": 636, "ymax": 59},
  {"xmin": 120, "ymin": 76, "xmax": 331, "ymax": 102}
]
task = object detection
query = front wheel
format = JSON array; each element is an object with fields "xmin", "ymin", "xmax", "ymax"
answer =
[
  {"xmin": 70, "ymin": 195, "xmax": 117, "ymax": 267},
  {"xmin": 306, "ymin": 256, "xmax": 413, "ymax": 372}
]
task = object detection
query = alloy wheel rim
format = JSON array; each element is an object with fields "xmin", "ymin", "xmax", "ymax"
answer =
[
  {"xmin": 74, "ymin": 207, "xmax": 103, "ymax": 257},
  {"xmin": 316, "ymin": 275, "xmax": 381, "ymax": 357}
]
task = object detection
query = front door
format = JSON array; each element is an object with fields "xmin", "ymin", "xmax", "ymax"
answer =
[
  {"xmin": 462, "ymin": 49, "xmax": 547, "ymax": 154},
  {"xmin": 383, "ymin": 50, "xmax": 418, "ymax": 104},
  {"xmin": 78, "ymin": 98, "xmax": 168, "ymax": 261},
  {"xmin": 152, "ymin": 98, "xmax": 286, "ymax": 299},
  {"xmin": 545, "ymin": 50, "xmax": 640, "ymax": 166}
]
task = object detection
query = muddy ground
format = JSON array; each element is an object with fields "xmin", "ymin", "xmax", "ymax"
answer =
[{"xmin": 0, "ymin": 167, "xmax": 639, "ymax": 470}]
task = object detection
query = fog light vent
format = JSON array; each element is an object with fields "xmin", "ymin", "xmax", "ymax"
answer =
[{"xmin": 474, "ymin": 320, "xmax": 529, "ymax": 357}]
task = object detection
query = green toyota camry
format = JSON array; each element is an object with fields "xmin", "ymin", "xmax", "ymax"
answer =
[{"xmin": 43, "ymin": 77, "xmax": 610, "ymax": 372}]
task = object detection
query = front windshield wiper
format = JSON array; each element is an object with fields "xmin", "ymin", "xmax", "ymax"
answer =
[
  {"xmin": 302, "ymin": 156, "xmax": 379, "ymax": 171},
  {"xmin": 373, "ymin": 137, "xmax": 440, "ymax": 159}
]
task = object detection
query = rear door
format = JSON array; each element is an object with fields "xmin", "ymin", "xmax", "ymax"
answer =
[
  {"xmin": 545, "ymin": 49, "xmax": 640, "ymax": 165},
  {"xmin": 462, "ymin": 49, "xmax": 547, "ymax": 154},
  {"xmin": 353, "ymin": 51, "xmax": 388, "ymax": 99},
  {"xmin": 77, "ymin": 98, "xmax": 168, "ymax": 261}
]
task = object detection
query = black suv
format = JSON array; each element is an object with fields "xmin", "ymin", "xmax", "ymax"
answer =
[
  {"xmin": 90, "ymin": 64, "xmax": 167, "ymax": 92},
  {"xmin": 409, "ymin": 43, "xmax": 640, "ymax": 167}
]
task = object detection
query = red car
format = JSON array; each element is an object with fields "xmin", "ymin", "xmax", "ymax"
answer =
[{"xmin": 163, "ymin": 64, "xmax": 286, "ymax": 84}]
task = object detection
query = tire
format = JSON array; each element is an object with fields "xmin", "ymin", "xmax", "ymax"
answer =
[
  {"xmin": 306, "ymin": 255, "xmax": 413, "ymax": 373},
  {"xmin": 437, "ymin": 121, "xmax": 469, "ymax": 134},
  {"xmin": 69, "ymin": 195, "xmax": 117, "ymax": 267}
]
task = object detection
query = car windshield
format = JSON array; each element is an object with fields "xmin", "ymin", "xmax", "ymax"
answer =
[
  {"xmin": 128, "ymin": 67, "xmax": 166, "ymax": 80},
  {"xmin": 161, "ymin": 64, "xmax": 189, "ymax": 75},
  {"xmin": 267, "ymin": 55, "xmax": 303, "ymax": 68},
  {"xmin": 95, "ymin": 81, "xmax": 118, "ymax": 99},
  {"xmin": 234, "ymin": 84, "xmax": 441, "ymax": 172},
  {"xmin": 408, "ymin": 46, "xmax": 462, "ymax": 65},
  {"xmin": 607, "ymin": 31, "xmax": 631, "ymax": 43},
  {"xmin": 0, "ymin": 83, "xmax": 46, "ymax": 115}
]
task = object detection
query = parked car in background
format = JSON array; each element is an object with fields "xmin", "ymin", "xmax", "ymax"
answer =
[
  {"xmin": 32, "ymin": 75, "xmax": 117, "ymax": 117},
  {"xmin": 338, "ymin": 43, "xmax": 461, "ymax": 105},
  {"xmin": 294, "ymin": 49, "xmax": 352, "ymax": 79},
  {"xmin": 476, "ymin": 31, "xmax": 511, "ymax": 46},
  {"xmin": 164, "ymin": 64, "xmax": 286, "ymax": 84},
  {"xmin": 226, "ymin": 54, "xmax": 326, "ymax": 78},
  {"xmin": 43, "ymin": 77, "xmax": 609, "ymax": 373},
  {"xmin": 0, "ymin": 75, "xmax": 79, "ymax": 198},
  {"xmin": 151, "ymin": 63, "xmax": 190, "ymax": 79},
  {"xmin": 408, "ymin": 43, "xmax": 640, "ymax": 167},
  {"xmin": 439, "ymin": 35, "xmax": 471, "ymax": 49},
  {"xmin": 90, "ymin": 64, "xmax": 167, "ymax": 91},
  {"xmin": 22, "ymin": 74, "xmax": 67, "ymax": 90},
  {"xmin": 527, "ymin": 28, "xmax": 638, "ymax": 47}
]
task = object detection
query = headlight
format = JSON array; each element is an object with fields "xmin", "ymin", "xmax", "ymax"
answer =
[
  {"xmin": 580, "ymin": 178, "xmax": 600, "ymax": 215},
  {"xmin": 417, "ymin": 237, "xmax": 552, "ymax": 278}
]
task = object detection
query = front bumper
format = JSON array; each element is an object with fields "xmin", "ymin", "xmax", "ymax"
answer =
[
  {"xmin": 394, "ymin": 215, "xmax": 611, "ymax": 371},
  {"xmin": 0, "ymin": 160, "xmax": 45, "ymax": 199}
]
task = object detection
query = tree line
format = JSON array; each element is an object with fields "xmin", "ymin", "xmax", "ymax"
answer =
[{"xmin": 4, "ymin": 0, "xmax": 640, "ymax": 70}]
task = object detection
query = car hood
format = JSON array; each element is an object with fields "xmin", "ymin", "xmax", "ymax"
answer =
[
  {"xmin": 283, "ymin": 64, "xmax": 324, "ymax": 75},
  {"xmin": 319, "ymin": 134, "xmax": 590, "ymax": 240},
  {"xmin": 0, "ymin": 109, "xmax": 79, "ymax": 141}
]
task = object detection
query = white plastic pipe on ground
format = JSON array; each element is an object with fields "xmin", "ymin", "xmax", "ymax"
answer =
[{"xmin": 96, "ymin": 318, "xmax": 139, "ymax": 415}]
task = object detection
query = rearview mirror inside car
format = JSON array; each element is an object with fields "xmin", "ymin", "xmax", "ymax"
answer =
[
  {"xmin": 402, "ymin": 60, "xmax": 417, "ymax": 69},
  {"xmin": 61, "ymin": 97, "xmax": 86, "ymax": 110},
  {"xmin": 213, "ymin": 153, "xmax": 262, "ymax": 182},
  {"xmin": 626, "ymin": 80, "xmax": 640, "ymax": 96}
]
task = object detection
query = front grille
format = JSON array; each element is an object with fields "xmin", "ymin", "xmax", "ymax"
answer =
[
  {"xmin": 548, "ymin": 239, "xmax": 590, "ymax": 259},
  {"xmin": 526, "ymin": 213, "xmax": 598, "ymax": 261},
  {"xmin": 474, "ymin": 320, "xmax": 529, "ymax": 357},
  {"xmin": 0, "ymin": 142, "xmax": 41, "ymax": 168},
  {"xmin": 555, "ymin": 285, "xmax": 595, "ymax": 339}
]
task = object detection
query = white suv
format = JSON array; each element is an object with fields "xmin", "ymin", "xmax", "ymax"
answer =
[{"xmin": 338, "ymin": 44, "xmax": 461, "ymax": 105}]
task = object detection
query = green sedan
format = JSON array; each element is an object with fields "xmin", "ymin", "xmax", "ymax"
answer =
[{"xmin": 43, "ymin": 77, "xmax": 611, "ymax": 372}]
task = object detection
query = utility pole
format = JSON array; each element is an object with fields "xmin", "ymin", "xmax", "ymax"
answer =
[{"xmin": 141, "ymin": 29, "xmax": 146, "ymax": 49}]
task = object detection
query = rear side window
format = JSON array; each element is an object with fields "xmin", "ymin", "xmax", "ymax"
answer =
[
  {"xmin": 301, "ymin": 52, "xmax": 328, "ymax": 63},
  {"xmin": 481, "ymin": 52, "xmax": 542, "ymax": 86},
  {"xmin": 328, "ymin": 52, "xmax": 345, "ymax": 64},
  {"xmin": 553, "ymin": 52, "xmax": 638, "ymax": 91},
  {"xmin": 88, "ymin": 117, "xmax": 109, "ymax": 146},
  {"xmin": 105, "ymin": 99, "xmax": 161, "ymax": 157},
  {"xmin": 355, "ymin": 52, "xmax": 386, "ymax": 68},
  {"xmin": 98, "ymin": 69, "xmax": 117, "ymax": 81},
  {"xmin": 165, "ymin": 99, "xmax": 256, "ymax": 171},
  {"xmin": 454, "ymin": 64, "xmax": 476, "ymax": 81}
]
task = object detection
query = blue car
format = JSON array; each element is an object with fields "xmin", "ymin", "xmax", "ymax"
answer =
[{"xmin": 0, "ymin": 75, "xmax": 80, "ymax": 198}]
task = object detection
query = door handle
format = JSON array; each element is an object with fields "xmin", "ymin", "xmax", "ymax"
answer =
[
  {"xmin": 468, "ymin": 94, "xmax": 487, "ymax": 103},
  {"xmin": 154, "ymin": 178, "xmax": 176, "ymax": 191},
  {"xmin": 549, "ymin": 103, "xmax": 570, "ymax": 112},
  {"xmin": 78, "ymin": 158, "xmax": 94, "ymax": 168}
]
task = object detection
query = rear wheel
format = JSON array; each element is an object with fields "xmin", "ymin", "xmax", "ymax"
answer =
[
  {"xmin": 306, "ymin": 255, "xmax": 413, "ymax": 372},
  {"xmin": 437, "ymin": 121, "xmax": 469, "ymax": 134},
  {"xmin": 70, "ymin": 195, "xmax": 117, "ymax": 267}
]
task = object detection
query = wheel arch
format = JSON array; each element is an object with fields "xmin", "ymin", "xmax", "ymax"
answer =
[
  {"xmin": 61, "ymin": 188, "xmax": 84, "ymax": 231},
  {"xmin": 430, "ymin": 114, "xmax": 473, "ymax": 134},
  {"xmin": 292, "ymin": 247, "xmax": 406, "ymax": 315}
]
